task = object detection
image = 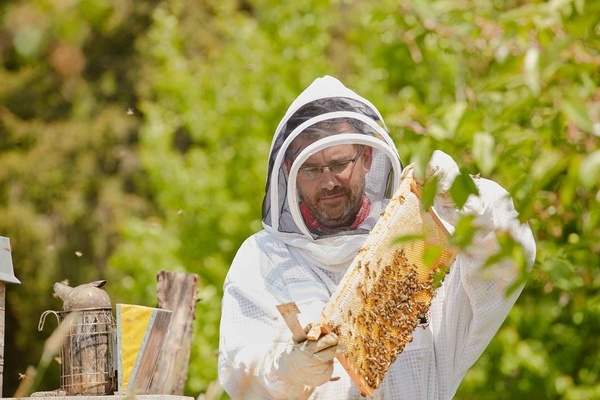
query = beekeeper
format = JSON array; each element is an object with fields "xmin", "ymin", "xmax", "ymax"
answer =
[{"xmin": 218, "ymin": 75, "xmax": 536, "ymax": 399}]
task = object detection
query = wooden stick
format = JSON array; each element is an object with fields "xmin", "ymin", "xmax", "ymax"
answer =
[
  {"xmin": 148, "ymin": 271, "xmax": 199, "ymax": 395},
  {"xmin": 276, "ymin": 303, "xmax": 307, "ymax": 343}
]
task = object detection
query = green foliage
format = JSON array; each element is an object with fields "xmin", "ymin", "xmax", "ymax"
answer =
[
  {"xmin": 449, "ymin": 169, "xmax": 479, "ymax": 209},
  {"xmin": 1, "ymin": 0, "xmax": 599, "ymax": 398}
]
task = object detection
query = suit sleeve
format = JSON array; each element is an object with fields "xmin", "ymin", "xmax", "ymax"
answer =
[
  {"xmin": 430, "ymin": 177, "xmax": 536, "ymax": 396},
  {"xmin": 218, "ymin": 237, "xmax": 315, "ymax": 400}
]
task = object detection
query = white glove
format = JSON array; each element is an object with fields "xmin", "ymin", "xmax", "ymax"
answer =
[
  {"xmin": 423, "ymin": 150, "xmax": 460, "ymax": 208},
  {"xmin": 417, "ymin": 150, "xmax": 487, "ymax": 225},
  {"xmin": 274, "ymin": 331, "xmax": 339, "ymax": 388}
]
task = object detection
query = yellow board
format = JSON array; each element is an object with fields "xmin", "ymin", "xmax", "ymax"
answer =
[{"xmin": 116, "ymin": 304, "xmax": 155, "ymax": 394}]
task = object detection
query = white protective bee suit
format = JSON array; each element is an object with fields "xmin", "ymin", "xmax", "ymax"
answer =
[{"xmin": 218, "ymin": 75, "xmax": 536, "ymax": 399}]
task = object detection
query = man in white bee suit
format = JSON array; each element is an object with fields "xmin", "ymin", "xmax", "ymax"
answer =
[{"xmin": 218, "ymin": 75, "xmax": 536, "ymax": 399}]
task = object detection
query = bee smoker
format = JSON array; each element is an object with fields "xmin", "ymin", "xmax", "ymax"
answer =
[{"xmin": 40, "ymin": 280, "xmax": 115, "ymax": 395}]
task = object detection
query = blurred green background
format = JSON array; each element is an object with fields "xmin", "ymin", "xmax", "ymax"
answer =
[{"xmin": 1, "ymin": 0, "xmax": 599, "ymax": 399}]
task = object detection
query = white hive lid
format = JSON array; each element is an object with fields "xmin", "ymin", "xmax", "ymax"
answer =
[{"xmin": 0, "ymin": 236, "xmax": 21, "ymax": 284}]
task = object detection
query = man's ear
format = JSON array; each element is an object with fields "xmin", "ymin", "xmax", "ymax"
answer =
[{"xmin": 362, "ymin": 146, "xmax": 373, "ymax": 172}]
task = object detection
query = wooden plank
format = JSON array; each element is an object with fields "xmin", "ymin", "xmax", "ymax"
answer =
[
  {"xmin": 129, "ymin": 309, "xmax": 173, "ymax": 394},
  {"xmin": 276, "ymin": 303, "xmax": 307, "ymax": 343},
  {"xmin": 148, "ymin": 271, "xmax": 199, "ymax": 395},
  {"xmin": 116, "ymin": 305, "xmax": 173, "ymax": 395},
  {"xmin": 0, "ymin": 282, "xmax": 5, "ymax": 398}
]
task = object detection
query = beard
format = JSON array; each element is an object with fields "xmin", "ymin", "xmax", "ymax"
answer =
[{"xmin": 299, "ymin": 183, "xmax": 365, "ymax": 230}]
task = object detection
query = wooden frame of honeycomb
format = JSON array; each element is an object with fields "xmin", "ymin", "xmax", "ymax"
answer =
[{"xmin": 318, "ymin": 168, "xmax": 458, "ymax": 396}]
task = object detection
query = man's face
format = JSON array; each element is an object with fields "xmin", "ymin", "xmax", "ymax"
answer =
[{"xmin": 293, "ymin": 141, "xmax": 373, "ymax": 230}]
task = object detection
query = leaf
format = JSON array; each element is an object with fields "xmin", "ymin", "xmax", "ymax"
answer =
[
  {"xmin": 420, "ymin": 174, "xmax": 439, "ymax": 210},
  {"xmin": 392, "ymin": 234, "xmax": 425, "ymax": 245},
  {"xmin": 579, "ymin": 150, "xmax": 600, "ymax": 188},
  {"xmin": 530, "ymin": 149, "xmax": 566, "ymax": 183},
  {"xmin": 561, "ymin": 98, "xmax": 593, "ymax": 133},
  {"xmin": 450, "ymin": 169, "xmax": 479, "ymax": 209},
  {"xmin": 423, "ymin": 245, "xmax": 443, "ymax": 268},
  {"xmin": 431, "ymin": 266, "xmax": 450, "ymax": 288},
  {"xmin": 542, "ymin": 256, "xmax": 584, "ymax": 292},
  {"xmin": 559, "ymin": 158, "xmax": 581, "ymax": 205},
  {"xmin": 524, "ymin": 46, "xmax": 540, "ymax": 96},
  {"xmin": 428, "ymin": 123, "xmax": 451, "ymax": 140},
  {"xmin": 482, "ymin": 232, "xmax": 531, "ymax": 293},
  {"xmin": 472, "ymin": 131, "xmax": 497, "ymax": 176},
  {"xmin": 410, "ymin": 142, "xmax": 434, "ymax": 183},
  {"xmin": 443, "ymin": 101, "xmax": 468, "ymax": 136},
  {"xmin": 450, "ymin": 214, "xmax": 478, "ymax": 248}
]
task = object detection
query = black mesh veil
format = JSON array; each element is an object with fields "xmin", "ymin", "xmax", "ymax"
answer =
[{"xmin": 262, "ymin": 77, "xmax": 402, "ymax": 239}]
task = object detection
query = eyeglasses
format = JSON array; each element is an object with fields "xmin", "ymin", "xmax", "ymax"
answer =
[{"xmin": 298, "ymin": 147, "xmax": 365, "ymax": 180}]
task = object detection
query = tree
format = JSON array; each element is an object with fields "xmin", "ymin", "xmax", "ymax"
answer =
[
  {"xmin": 0, "ymin": 0, "xmax": 158, "ymax": 393},
  {"xmin": 0, "ymin": 0, "xmax": 598, "ymax": 398}
]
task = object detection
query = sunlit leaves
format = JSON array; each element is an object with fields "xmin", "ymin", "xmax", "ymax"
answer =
[
  {"xmin": 1, "ymin": 0, "xmax": 600, "ymax": 398},
  {"xmin": 429, "ymin": 101, "xmax": 468, "ymax": 140},
  {"xmin": 422, "ymin": 245, "xmax": 444, "ymax": 268},
  {"xmin": 392, "ymin": 234, "xmax": 425, "ymax": 245},
  {"xmin": 579, "ymin": 150, "xmax": 600, "ymax": 188},
  {"xmin": 13, "ymin": 26, "xmax": 44, "ymax": 58},
  {"xmin": 450, "ymin": 214, "xmax": 478, "ymax": 249},
  {"xmin": 484, "ymin": 230, "xmax": 531, "ymax": 295},
  {"xmin": 449, "ymin": 169, "xmax": 478, "ymax": 209},
  {"xmin": 561, "ymin": 97, "xmax": 594, "ymax": 134},
  {"xmin": 530, "ymin": 149, "xmax": 567, "ymax": 185},
  {"xmin": 541, "ymin": 256, "xmax": 584, "ymax": 292},
  {"xmin": 472, "ymin": 132, "xmax": 497, "ymax": 176},
  {"xmin": 523, "ymin": 46, "xmax": 540, "ymax": 96},
  {"xmin": 420, "ymin": 174, "xmax": 439, "ymax": 211}
]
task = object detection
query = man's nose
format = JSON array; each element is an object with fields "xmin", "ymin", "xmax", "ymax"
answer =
[{"xmin": 321, "ymin": 169, "xmax": 339, "ymax": 191}]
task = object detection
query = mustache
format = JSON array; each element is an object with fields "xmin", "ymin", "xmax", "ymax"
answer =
[{"xmin": 316, "ymin": 187, "xmax": 349, "ymax": 200}]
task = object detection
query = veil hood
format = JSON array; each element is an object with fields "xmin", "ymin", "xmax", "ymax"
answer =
[{"xmin": 261, "ymin": 76, "xmax": 402, "ymax": 271}]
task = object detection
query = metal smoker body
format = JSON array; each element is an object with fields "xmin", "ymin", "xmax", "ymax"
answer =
[{"xmin": 53, "ymin": 280, "xmax": 115, "ymax": 395}]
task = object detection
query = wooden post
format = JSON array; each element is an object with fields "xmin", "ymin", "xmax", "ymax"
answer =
[
  {"xmin": 0, "ymin": 236, "xmax": 21, "ymax": 398},
  {"xmin": 0, "ymin": 281, "xmax": 5, "ymax": 398},
  {"xmin": 148, "ymin": 271, "xmax": 199, "ymax": 395}
]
